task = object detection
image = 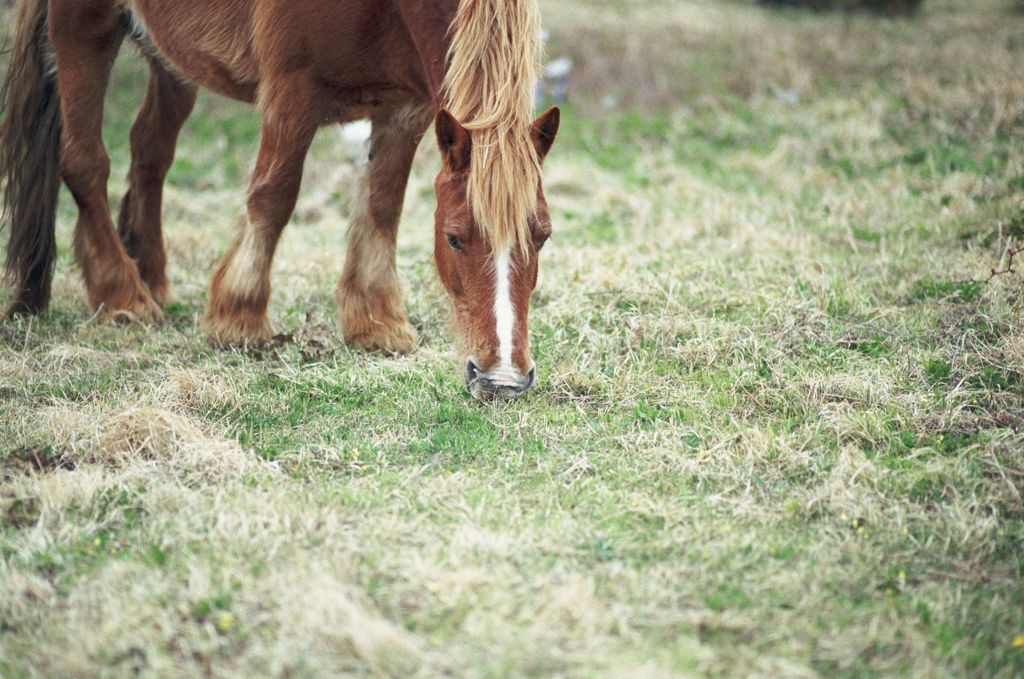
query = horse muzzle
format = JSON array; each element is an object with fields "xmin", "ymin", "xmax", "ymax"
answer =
[{"xmin": 465, "ymin": 359, "xmax": 535, "ymax": 401}]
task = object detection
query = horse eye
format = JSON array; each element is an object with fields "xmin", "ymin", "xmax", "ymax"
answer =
[{"xmin": 447, "ymin": 234, "xmax": 462, "ymax": 251}]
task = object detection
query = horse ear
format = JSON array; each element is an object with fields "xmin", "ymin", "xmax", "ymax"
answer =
[
  {"xmin": 530, "ymin": 106, "xmax": 560, "ymax": 164},
  {"xmin": 435, "ymin": 110, "xmax": 471, "ymax": 171}
]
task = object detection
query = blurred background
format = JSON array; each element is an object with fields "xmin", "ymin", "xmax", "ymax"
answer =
[{"xmin": 2, "ymin": 2, "xmax": 1024, "ymax": 677}]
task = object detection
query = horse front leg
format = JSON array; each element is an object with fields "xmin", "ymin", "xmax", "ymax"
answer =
[
  {"xmin": 336, "ymin": 104, "xmax": 433, "ymax": 354},
  {"xmin": 203, "ymin": 85, "xmax": 318, "ymax": 347},
  {"xmin": 117, "ymin": 57, "xmax": 197, "ymax": 307}
]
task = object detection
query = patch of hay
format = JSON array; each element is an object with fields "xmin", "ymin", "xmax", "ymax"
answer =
[
  {"xmin": 31, "ymin": 405, "xmax": 260, "ymax": 483},
  {"xmin": 156, "ymin": 368, "xmax": 237, "ymax": 412},
  {"xmin": 93, "ymin": 407, "xmax": 258, "ymax": 482}
]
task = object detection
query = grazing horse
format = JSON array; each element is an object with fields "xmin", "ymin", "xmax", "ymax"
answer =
[{"xmin": 0, "ymin": 0, "xmax": 560, "ymax": 400}]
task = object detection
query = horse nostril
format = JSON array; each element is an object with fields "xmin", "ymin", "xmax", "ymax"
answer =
[
  {"xmin": 465, "ymin": 359, "xmax": 481, "ymax": 384},
  {"xmin": 509, "ymin": 366, "xmax": 536, "ymax": 395}
]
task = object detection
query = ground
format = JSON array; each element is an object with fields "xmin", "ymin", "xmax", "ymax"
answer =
[{"xmin": 2, "ymin": 0, "xmax": 1023, "ymax": 676}]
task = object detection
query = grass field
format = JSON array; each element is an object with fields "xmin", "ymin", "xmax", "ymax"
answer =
[{"xmin": 3, "ymin": 0, "xmax": 1024, "ymax": 676}]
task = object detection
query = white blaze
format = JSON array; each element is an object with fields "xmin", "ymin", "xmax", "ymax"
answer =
[{"xmin": 493, "ymin": 248, "xmax": 515, "ymax": 371}]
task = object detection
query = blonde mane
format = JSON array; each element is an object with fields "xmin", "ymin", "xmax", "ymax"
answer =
[{"xmin": 442, "ymin": 0, "xmax": 542, "ymax": 255}]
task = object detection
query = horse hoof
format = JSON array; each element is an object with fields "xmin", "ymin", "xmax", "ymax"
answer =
[
  {"xmin": 202, "ymin": 313, "xmax": 274, "ymax": 348},
  {"xmin": 345, "ymin": 323, "xmax": 418, "ymax": 355},
  {"xmin": 146, "ymin": 280, "xmax": 175, "ymax": 308},
  {"xmin": 103, "ymin": 296, "xmax": 164, "ymax": 326},
  {"xmin": 4, "ymin": 299, "xmax": 45, "ymax": 319}
]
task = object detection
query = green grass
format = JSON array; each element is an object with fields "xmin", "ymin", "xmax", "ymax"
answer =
[{"xmin": 3, "ymin": 0, "xmax": 1024, "ymax": 676}]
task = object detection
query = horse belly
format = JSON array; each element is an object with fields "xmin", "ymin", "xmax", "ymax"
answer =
[{"xmin": 123, "ymin": 0, "xmax": 260, "ymax": 102}]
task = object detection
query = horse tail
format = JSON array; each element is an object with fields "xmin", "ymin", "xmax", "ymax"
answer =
[{"xmin": 1, "ymin": 0, "xmax": 62, "ymax": 316}]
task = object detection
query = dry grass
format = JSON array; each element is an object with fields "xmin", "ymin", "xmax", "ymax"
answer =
[{"xmin": 2, "ymin": 0, "xmax": 1024, "ymax": 676}]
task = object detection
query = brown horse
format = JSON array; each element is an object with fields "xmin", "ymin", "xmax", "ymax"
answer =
[{"xmin": 0, "ymin": 0, "xmax": 560, "ymax": 400}]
